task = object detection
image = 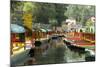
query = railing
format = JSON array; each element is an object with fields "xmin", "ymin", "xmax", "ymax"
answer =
[
  {"xmin": 82, "ymin": 33, "xmax": 95, "ymax": 43},
  {"xmin": 67, "ymin": 32, "xmax": 95, "ymax": 43}
]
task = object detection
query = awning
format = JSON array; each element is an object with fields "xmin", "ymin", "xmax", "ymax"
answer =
[
  {"xmin": 32, "ymin": 28, "xmax": 52, "ymax": 32},
  {"xmin": 46, "ymin": 29, "xmax": 52, "ymax": 32},
  {"xmin": 32, "ymin": 29, "xmax": 35, "ymax": 32},
  {"xmin": 11, "ymin": 24, "xmax": 25, "ymax": 33},
  {"xmin": 40, "ymin": 29, "xmax": 47, "ymax": 32},
  {"xmin": 40, "ymin": 29, "xmax": 52, "ymax": 32}
]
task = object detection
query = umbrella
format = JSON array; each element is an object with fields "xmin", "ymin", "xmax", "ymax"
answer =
[
  {"xmin": 40, "ymin": 29, "xmax": 47, "ymax": 32},
  {"xmin": 46, "ymin": 29, "xmax": 52, "ymax": 32},
  {"xmin": 32, "ymin": 29, "xmax": 35, "ymax": 32},
  {"xmin": 11, "ymin": 24, "xmax": 25, "ymax": 33}
]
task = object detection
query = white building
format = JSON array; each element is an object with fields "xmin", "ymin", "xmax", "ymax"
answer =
[{"xmin": 62, "ymin": 19, "xmax": 76, "ymax": 32}]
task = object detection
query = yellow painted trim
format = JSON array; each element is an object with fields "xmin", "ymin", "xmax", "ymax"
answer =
[
  {"xmin": 84, "ymin": 38, "xmax": 95, "ymax": 43},
  {"xmin": 13, "ymin": 45, "xmax": 25, "ymax": 51}
]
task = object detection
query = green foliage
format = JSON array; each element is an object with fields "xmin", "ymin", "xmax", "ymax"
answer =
[
  {"xmin": 22, "ymin": 2, "xmax": 67, "ymax": 25},
  {"xmin": 23, "ymin": 2, "xmax": 34, "ymax": 12},
  {"xmin": 11, "ymin": 1, "xmax": 24, "ymax": 25},
  {"xmin": 85, "ymin": 19, "xmax": 93, "ymax": 26},
  {"xmin": 85, "ymin": 18, "xmax": 95, "ymax": 33},
  {"xmin": 11, "ymin": 1, "xmax": 23, "ymax": 12},
  {"xmin": 64, "ymin": 5, "xmax": 95, "ymax": 25},
  {"xmin": 11, "ymin": 1, "xmax": 95, "ymax": 27}
]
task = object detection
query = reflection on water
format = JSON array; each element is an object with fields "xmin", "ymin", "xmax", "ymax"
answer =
[
  {"xmin": 35, "ymin": 45, "xmax": 85, "ymax": 64},
  {"xmin": 11, "ymin": 36, "xmax": 95, "ymax": 66},
  {"xmin": 33, "ymin": 37, "xmax": 91, "ymax": 65}
]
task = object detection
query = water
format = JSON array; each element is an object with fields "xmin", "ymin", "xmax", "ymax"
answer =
[{"xmin": 11, "ymin": 37, "xmax": 95, "ymax": 66}]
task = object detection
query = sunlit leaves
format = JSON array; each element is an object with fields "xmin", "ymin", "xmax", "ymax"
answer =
[
  {"xmin": 23, "ymin": 2, "xmax": 34, "ymax": 12},
  {"xmin": 23, "ymin": 13, "xmax": 32, "ymax": 30}
]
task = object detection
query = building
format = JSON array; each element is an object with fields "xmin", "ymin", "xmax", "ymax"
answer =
[
  {"xmin": 11, "ymin": 24, "xmax": 25, "ymax": 55},
  {"xmin": 62, "ymin": 19, "xmax": 76, "ymax": 32}
]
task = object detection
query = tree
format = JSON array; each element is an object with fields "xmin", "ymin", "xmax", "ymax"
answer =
[
  {"xmin": 64, "ymin": 5, "xmax": 95, "ymax": 26},
  {"xmin": 31, "ymin": 3, "xmax": 57, "ymax": 24},
  {"xmin": 25, "ymin": 2, "xmax": 67, "ymax": 26},
  {"xmin": 55, "ymin": 4, "xmax": 67, "ymax": 26},
  {"xmin": 15, "ymin": 2, "xmax": 68, "ymax": 27},
  {"xmin": 11, "ymin": 1, "xmax": 24, "ymax": 26}
]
